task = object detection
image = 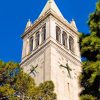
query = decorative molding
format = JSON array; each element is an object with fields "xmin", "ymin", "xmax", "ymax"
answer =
[{"xmin": 21, "ymin": 11, "xmax": 79, "ymax": 39}]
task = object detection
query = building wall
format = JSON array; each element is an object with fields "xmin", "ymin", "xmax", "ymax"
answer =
[
  {"xmin": 21, "ymin": 16, "xmax": 52, "ymax": 85},
  {"xmin": 50, "ymin": 42, "xmax": 81, "ymax": 100},
  {"xmin": 21, "ymin": 43, "xmax": 51, "ymax": 85},
  {"xmin": 49, "ymin": 16, "xmax": 81, "ymax": 100},
  {"xmin": 21, "ymin": 15, "xmax": 81, "ymax": 100},
  {"xmin": 21, "ymin": 16, "xmax": 50, "ymax": 61},
  {"xmin": 49, "ymin": 16, "xmax": 81, "ymax": 60}
]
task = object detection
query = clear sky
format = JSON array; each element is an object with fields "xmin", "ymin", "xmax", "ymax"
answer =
[{"xmin": 0, "ymin": 0, "xmax": 97, "ymax": 62}]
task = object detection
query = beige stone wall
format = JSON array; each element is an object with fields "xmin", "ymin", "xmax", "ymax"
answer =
[
  {"xmin": 21, "ymin": 43, "xmax": 51, "ymax": 85},
  {"xmin": 49, "ymin": 16, "xmax": 81, "ymax": 61},
  {"xmin": 21, "ymin": 17, "xmax": 50, "ymax": 60},
  {"xmin": 50, "ymin": 42, "xmax": 81, "ymax": 100},
  {"xmin": 21, "ymin": 15, "xmax": 81, "ymax": 100}
]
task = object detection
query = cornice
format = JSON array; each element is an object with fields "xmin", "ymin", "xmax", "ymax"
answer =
[
  {"xmin": 50, "ymin": 38, "xmax": 81, "ymax": 65},
  {"xmin": 20, "ymin": 37, "xmax": 81, "ymax": 67},
  {"xmin": 21, "ymin": 13, "xmax": 51, "ymax": 39},
  {"xmin": 20, "ymin": 38, "xmax": 51, "ymax": 66},
  {"xmin": 21, "ymin": 10, "xmax": 79, "ymax": 39}
]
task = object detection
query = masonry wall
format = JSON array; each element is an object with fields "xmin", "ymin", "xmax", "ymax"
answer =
[
  {"xmin": 21, "ymin": 15, "xmax": 81, "ymax": 100},
  {"xmin": 21, "ymin": 17, "xmax": 50, "ymax": 60},
  {"xmin": 50, "ymin": 43, "xmax": 81, "ymax": 100},
  {"xmin": 49, "ymin": 17, "xmax": 81, "ymax": 99},
  {"xmin": 21, "ymin": 43, "xmax": 51, "ymax": 85},
  {"xmin": 49, "ymin": 16, "xmax": 81, "ymax": 61}
]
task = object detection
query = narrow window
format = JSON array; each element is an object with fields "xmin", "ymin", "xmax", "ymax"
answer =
[
  {"xmin": 41, "ymin": 25, "xmax": 46, "ymax": 42},
  {"xmin": 69, "ymin": 36, "xmax": 74, "ymax": 52},
  {"xmin": 29, "ymin": 37, "xmax": 33, "ymax": 52},
  {"xmin": 62, "ymin": 31, "xmax": 67, "ymax": 48},
  {"xmin": 56, "ymin": 26, "xmax": 61, "ymax": 43},
  {"xmin": 35, "ymin": 32, "xmax": 40, "ymax": 47}
]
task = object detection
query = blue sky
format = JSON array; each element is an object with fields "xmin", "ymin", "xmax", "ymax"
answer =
[{"xmin": 0, "ymin": 0, "xmax": 97, "ymax": 62}]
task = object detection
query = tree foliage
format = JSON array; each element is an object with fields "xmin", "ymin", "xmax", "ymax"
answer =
[
  {"xmin": 0, "ymin": 61, "xmax": 56, "ymax": 100},
  {"xmin": 80, "ymin": 94, "xmax": 97, "ymax": 100},
  {"xmin": 80, "ymin": 1, "xmax": 100, "ymax": 100}
]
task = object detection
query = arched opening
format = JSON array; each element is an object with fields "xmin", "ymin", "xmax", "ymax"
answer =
[
  {"xmin": 69, "ymin": 36, "xmax": 74, "ymax": 52},
  {"xmin": 56, "ymin": 26, "xmax": 61, "ymax": 43},
  {"xmin": 62, "ymin": 31, "xmax": 67, "ymax": 48},
  {"xmin": 41, "ymin": 25, "xmax": 46, "ymax": 42},
  {"xmin": 29, "ymin": 36, "xmax": 33, "ymax": 52},
  {"xmin": 35, "ymin": 32, "xmax": 40, "ymax": 47}
]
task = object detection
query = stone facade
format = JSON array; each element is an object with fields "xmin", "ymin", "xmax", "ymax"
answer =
[{"xmin": 20, "ymin": 0, "xmax": 81, "ymax": 100}]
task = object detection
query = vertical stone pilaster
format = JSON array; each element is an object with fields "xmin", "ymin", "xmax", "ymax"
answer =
[
  {"xmin": 33, "ymin": 34, "xmax": 36, "ymax": 49},
  {"xmin": 39, "ymin": 28, "xmax": 42, "ymax": 45},
  {"xmin": 33, "ymin": 35, "xmax": 34, "ymax": 50},
  {"xmin": 22, "ymin": 40, "xmax": 26, "ymax": 58},
  {"xmin": 61, "ymin": 29, "xmax": 63, "ymax": 44},
  {"xmin": 67, "ymin": 35, "xmax": 69, "ymax": 50},
  {"xmin": 26, "ymin": 38, "xmax": 30, "ymax": 55}
]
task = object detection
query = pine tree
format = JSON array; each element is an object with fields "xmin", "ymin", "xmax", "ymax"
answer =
[
  {"xmin": 0, "ymin": 61, "xmax": 56, "ymax": 100},
  {"xmin": 80, "ymin": 1, "xmax": 100, "ymax": 100}
]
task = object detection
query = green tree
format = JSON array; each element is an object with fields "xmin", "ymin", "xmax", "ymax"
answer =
[
  {"xmin": 14, "ymin": 70, "xmax": 36, "ymax": 100},
  {"xmin": 80, "ymin": 1, "xmax": 100, "ymax": 100},
  {"xmin": 0, "ymin": 61, "xmax": 56, "ymax": 100},
  {"xmin": 35, "ymin": 81, "xmax": 56, "ymax": 100},
  {"xmin": 0, "ymin": 61, "xmax": 20, "ymax": 99}
]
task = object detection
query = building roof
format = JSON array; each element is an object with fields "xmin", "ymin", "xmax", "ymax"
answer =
[{"xmin": 39, "ymin": 0, "xmax": 64, "ymax": 19}]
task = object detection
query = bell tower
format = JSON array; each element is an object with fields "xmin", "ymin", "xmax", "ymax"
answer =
[{"xmin": 20, "ymin": 0, "xmax": 81, "ymax": 100}]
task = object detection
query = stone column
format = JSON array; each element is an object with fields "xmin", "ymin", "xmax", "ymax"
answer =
[
  {"xmin": 22, "ymin": 39, "xmax": 26, "ymax": 58},
  {"xmin": 67, "ymin": 35, "xmax": 69, "ymax": 49},
  {"xmin": 39, "ymin": 28, "xmax": 42, "ymax": 45},
  {"xmin": 26, "ymin": 38, "xmax": 30, "ymax": 55},
  {"xmin": 60, "ymin": 29, "xmax": 63, "ymax": 44},
  {"xmin": 33, "ymin": 34, "xmax": 36, "ymax": 49}
]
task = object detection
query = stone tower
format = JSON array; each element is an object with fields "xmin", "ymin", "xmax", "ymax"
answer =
[{"xmin": 20, "ymin": 0, "xmax": 81, "ymax": 100}]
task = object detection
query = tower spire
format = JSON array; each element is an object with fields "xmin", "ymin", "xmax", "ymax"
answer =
[
  {"xmin": 48, "ymin": 0, "xmax": 54, "ymax": 3},
  {"xmin": 38, "ymin": 0, "xmax": 64, "ymax": 18}
]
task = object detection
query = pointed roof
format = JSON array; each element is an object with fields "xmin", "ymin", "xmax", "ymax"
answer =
[
  {"xmin": 25, "ymin": 19, "xmax": 32, "ymax": 29},
  {"xmin": 70, "ymin": 19, "xmax": 78, "ymax": 31},
  {"xmin": 25, "ymin": 19, "xmax": 32, "ymax": 31},
  {"xmin": 39, "ymin": 0, "xmax": 64, "ymax": 18}
]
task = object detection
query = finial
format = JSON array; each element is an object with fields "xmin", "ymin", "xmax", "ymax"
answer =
[
  {"xmin": 25, "ymin": 19, "xmax": 32, "ymax": 32},
  {"xmin": 70, "ymin": 19, "xmax": 77, "ymax": 30},
  {"xmin": 48, "ymin": 0, "xmax": 54, "ymax": 3},
  {"xmin": 25, "ymin": 19, "xmax": 32, "ymax": 29}
]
